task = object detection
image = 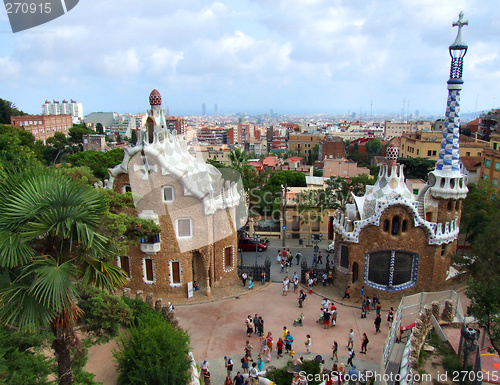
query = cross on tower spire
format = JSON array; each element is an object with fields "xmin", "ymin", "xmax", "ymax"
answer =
[{"xmin": 451, "ymin": 11, "xmax": 468, "ymax": 47}]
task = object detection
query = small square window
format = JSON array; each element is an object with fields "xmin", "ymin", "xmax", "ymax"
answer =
[
  {"xmin": 432, "ymin": 151, "xmax": 437, "ymax": 156},
  {"xmin": 162, "ymin": 186, "xmax": 174, "ymax": 202},
  {"xmin": 427, "ymin": 150, "xmax": 432, "ymax": 156},
  {"xmin": 176, "ymin": 218, "xmax": 192, "ymax": 238}
]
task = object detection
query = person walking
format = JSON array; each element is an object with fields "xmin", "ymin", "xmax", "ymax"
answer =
[
  {"xmin": 376, "ymin": 301, "xmax": 382, "ymax": 316},
  {"xmin": 295, "ymin": 251, "xmax": 302, "ymax": 265},
  {"xmin": 248, "ymin": 275, "xmax": 254, "ymax": 290},
  {"xmin": 258, "ymin": 316, "xmax": 264, "ymax": 337},
  {"xmin": 282, "ymin": 276, "xmax": 290, "ymax": 296},
  {"xmin": 317, "ymin": 251, "xmax": 323, "ymax": 264},
  {"xmin": 331, "ymin": 305, "xmax": 337, "ymax": 327},
  {"xmin": 342, "ymin": 285, "xmax": 351, "ymax": 300},
  {"xmin": 293, "ymin": 275, "xmax": 299, "ymax": 293},
  {"xmin": 233, "ymin": 371, "xmax": 245, "ymax": 385},
  {"xmin": 360, "ymin": 333, "xmax": 369, "ymax": 354},
  {"xmin": 347, "ymin": 348, "xmax": 355, "ymax": 367},
  {"xmin": 374, "ymin": 314, "xmax": 382, "ymax": 334},
  {"xmin": 257, "ymin": 354, "xmax": 264, "ymax": 372},
  {"xmin": 366, "ymin": 296, "xmax": 371, "ymax": 313},
  {"xmin": 347, "ymin": 329, "xmax": 354, "ymax": 349},
  {"xmin": 241, "ymin": 272, "xmax": 247, "ymax": 287},
  {"xmin": 330, "ymin": 340, "xmax": 338, "ymax": 361},
  {"xmin": 358, "ymin": 286, "xmax": 365, "ymax": 303},
  {"xmin": 305, "ymin": 334, "xmax": 312, "ymax": 354}
]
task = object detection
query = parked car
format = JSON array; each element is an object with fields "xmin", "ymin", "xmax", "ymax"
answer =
[
  {"xmin": 238, "ymin": 237, "xmax": 268, "ymax": 252},
  {"xmin": 326, "ymin": 241, "xmax": 335, "ymax": 253}
]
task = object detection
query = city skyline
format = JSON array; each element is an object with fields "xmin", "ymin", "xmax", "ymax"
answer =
[{"xmin": 1, "ymin": 1, "xmax": 499, "ymax": 116}]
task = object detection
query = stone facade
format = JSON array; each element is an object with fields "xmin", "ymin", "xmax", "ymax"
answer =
[{"xmin": 108, "ymin": 90, "xmax": 245, "ymax": 298}]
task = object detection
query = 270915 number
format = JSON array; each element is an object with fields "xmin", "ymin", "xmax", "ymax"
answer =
[{"xmin": 5, "ymin": 2, "xmax": 52, "ymax": 14}]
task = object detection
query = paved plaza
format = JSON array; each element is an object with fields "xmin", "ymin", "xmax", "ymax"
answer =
[{"xmin": 176, "ymin": 240, "xmax": 390, "ymax": 384}]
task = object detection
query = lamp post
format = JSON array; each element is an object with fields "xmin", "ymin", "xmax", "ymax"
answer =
[
  {"xmin": 253, "ymin": 231, "xmax": 261, "ymax": 266},
  {"xmin": 311, "ymin": 233, "xmax": 323, "ymax": 254},
  {"xmin": 282, "ymin": 183, "xmax": 290, "ymax": 248},
  {"xmin": 459, "ymin": 326, "xmax": 479, "ymax": 385}
]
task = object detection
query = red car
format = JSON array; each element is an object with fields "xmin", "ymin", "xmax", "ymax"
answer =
[{"xmin": 238, "ymin": 237, "xmax": 268, "ymax": 252}]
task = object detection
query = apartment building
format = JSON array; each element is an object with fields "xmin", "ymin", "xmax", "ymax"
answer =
[{"xmin": 10, "ymin": 114, "xmax": 72, "ymax": 142}]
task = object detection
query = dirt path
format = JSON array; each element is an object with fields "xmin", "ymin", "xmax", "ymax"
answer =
[{"xmin": 85, "ymin": 338, "xmax": 119, "ymax": 385}]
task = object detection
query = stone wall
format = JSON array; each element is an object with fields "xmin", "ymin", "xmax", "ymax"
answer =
[{"xmin": 334, "ymin": 205, "xmax": 452, "ymax": 301}]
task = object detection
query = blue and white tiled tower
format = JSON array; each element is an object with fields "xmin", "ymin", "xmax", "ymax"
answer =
[{"xmin": 429, "ymin": 12, "xmax": 469, "ymax": 199}]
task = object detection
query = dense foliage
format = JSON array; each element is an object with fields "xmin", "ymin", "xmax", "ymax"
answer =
[
  {"xmin": 68, "ymin": 149, "xmax": 125, "ymax": 180},
  {"xmin": 114, "ymin": 300, "xmax": 191, "ymax": 385}
]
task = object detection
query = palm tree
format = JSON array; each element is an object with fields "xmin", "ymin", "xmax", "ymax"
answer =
[
  {"xmin": 0, "ymin": 168, "xmax": 127, "ymax": 385},
  {"xmin": 228, "ymin": 148, "xmax": 249, "ymax": 173}
]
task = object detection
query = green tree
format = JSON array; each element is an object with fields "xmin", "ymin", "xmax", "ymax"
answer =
[
  {"xmin": 397, "ymin": 157, "xmax": 435, "ymax": 180},
  {"xmin": 307, "ymin": 144, "xmax": 319, "ymax": 165},
  {"xmin": 365, "ymin": 138, "xmax": 383, "ymax": 161},
  {"xmin": 0, "ymin": 168, "xmax": 127, "ymax": 385},
  {"xmin": 95, "ymin": 123, "xmax": 104, "ymax": 134},
  {"xmin": 131, "ymin": 130, "xmax": 137, "ymax": 144},
  {"xmin": 68, "ymin": 124, "xmax": 95, "ymax": 145},
  {"xmin": 0, "ymin": 123, "xmax": 43, "ymax": 172},
  {"xmin": 68, "ymin": 148, "xmax": 125, "ymax": 180},
  {"xmin": 228, "ymin": 148, "xmax": 249, "ymax": 173},
  {"xmin": 466, "ymin": 217, "xmax": 500, "ymax": 356},
  {"xmin": 0, "ymin": 98, "xmax": 27, "ymax": 124}
]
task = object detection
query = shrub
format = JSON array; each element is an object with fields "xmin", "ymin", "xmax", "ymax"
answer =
[
  {"xmin": 78, "ymin": 287, "xmax": 133, "ymax": 340},
  {"xmin": 114, "ymin": 312, "xmax": 191, "ymax": 385}
]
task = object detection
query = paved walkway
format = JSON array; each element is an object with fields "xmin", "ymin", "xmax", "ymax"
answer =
[{"xmin": 176, "ymin": 282, "xmax": 389, "ymax": 385}]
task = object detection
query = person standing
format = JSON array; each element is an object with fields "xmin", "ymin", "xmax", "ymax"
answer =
[
  {"xmin": 293, "ymin": 275, "xmax": 299, "ymax": 293},
  {"xmin": 257, "ymin": 354, "xmax": 264, "ymax": 371},
  {"xmin": 330, "ymin": 340, "xmax": 338, "ymax": 361},
  {"xmin": 295, "ymin": 251, "xmax": 302, "ymax": 265},
  {"xmin": 322, "ymin": 272, "xmax": 327, "ymax": 286},
  {"xmin": 224, "ymin": 356, "xmax": 234, "ymax": 377},
  {"xmin": 282, "ymin": 276, "xmax": 290, "ymax": 296},
  {"xmin": 374, "ymin": 314, "xmax": 382, "ymax": 334},
  {"xmin": 244, "ymin": 340, "xmax": 253, "ymax": 361},
  {"xmin": 277, "ymin": 250, "xmax": 282, "ymax": 264},
  {"xmin": 201, "ymin": 367, "xmax": 211, "ymax": 385},
  {"xmin": 360, "ymin": 333, "xmax": 369, "ymax": 354},
  {"xmin": 253, "ymin": 314, "xmax": 259, "ymax": 335},
  {"xmin": 261, "ymin": 271, "xmax": 266, "ymax": 285},
  {"xmin": 224, "ymin": 375, "xmax": 232, "ymax": 385},
  {"xmin": 359, "ymin": 286, "xmax": 365, "ymax": 303},
  {"xmin": 241, "ymin": 272, "xmax": 247, "ymax": 287},
  {"xmin": 312, "ymin": 254, "xmax": 317, "ymax": 266},
  {"xmin": 376, "ymin": 301, "xmax": 382, "ymax": 317},
  {"xmin": 241, "ymin": 355, "xmax": 249, "ymax": 374},
  {"xmin": 249, "ymin": 362, "xmax": 259, "ymax": 385},
  {"xmin": 285, "ymin": 331, "xmax": 294, "ymax": 354},
  {"xmin": 323, "ymin": 307, "xmax": 331, "ymax": 329},
  {"xmin": 331, "ymin": 305, "xmax": 337, "ymax": 327},
  {"xmin": 366, "ymin": 296, "xmax": 371, "ymax": 313},
  {"xmin": 248, "ymin": 275, "xmax": 254, "ymax": 290},
  {"xmin": 276, "ymin": 337, "xmax": 284, "ymax": 358},
  {"xmin": 298, "ymin": 289, "xmax": 307, "ymax": 308},
  {"xmin": 305, "ymin": 334, "xmax": 312, "ymax": 354},
  {"xmin": 265, "ymin": 332, "xmax": 273, "ymax": 362},
  {"xmin": 387, "ymin": 307, "xmax": 394, "ymax": 329},
  {"xmin": 347, "ymin": 329, "xmax": 354, "ymax": 349},
  {"xmin": 258, "ymin": 316, "xmax": 264, "ymax": 336},
  {"xmin": 317, "ymin": 251, "xmax": 323, "ymax": 264},
  {"xmin": 246, "ymin": 315, "xmax": 253, "ymax": 337}
]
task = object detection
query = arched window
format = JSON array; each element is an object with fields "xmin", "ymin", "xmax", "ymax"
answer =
[
  {"xmin": 391, "ymin": 216, "xmax": 400, "ymax": 236},
  {"xmin": 402, "ymin": 220, "xmax": 408, "ymax": 233},
  {"xmin": 340, "ymin": 245, "xmax": 349, "ymax": 269},
  {"xmin": 146, "ymin": 117, "xmax": 154, "ymax": 144}
]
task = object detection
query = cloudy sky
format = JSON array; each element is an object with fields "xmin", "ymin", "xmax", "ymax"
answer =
[{"xmin": 1, "ymin": 0, "xmax": 498, "ymax": 117}]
